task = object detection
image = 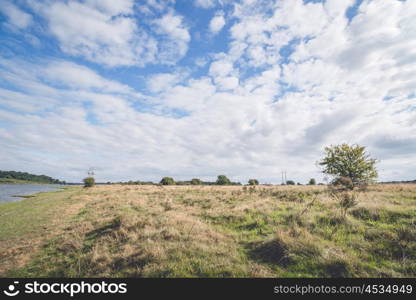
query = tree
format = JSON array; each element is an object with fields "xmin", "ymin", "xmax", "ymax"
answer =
[
  {"xmin": 308, "ymin": 178, "xmax": 316, "ymax": 185},
  {"xmin": 190, "ymin": 178, "xmax": 202, "ymax": 185},
  {"xmin": 319, "ymin": 144, "xmax": 378, "ymax": 189},
  {"xmin": 160, "ymin": 177, "xmax": 175, "ymax": 185},
  {"xmin": 286, "ymin": 180, "xmax": 295, "ymax": 185},
  {"xmin": 216, "ymin": 175, "xmax": 231, "ymax": 185},
  {"xmin": 83, "ymin": 177, "xmax": 95, "ymax": 188},
  {"xmin": 248, "ymin": 179, "xmax": 259, "ymax": 185}
]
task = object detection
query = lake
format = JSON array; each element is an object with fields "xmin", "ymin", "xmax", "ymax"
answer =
[{"xmin": 0, "ymin": 184, "xmax": 64, "ymax": 203}]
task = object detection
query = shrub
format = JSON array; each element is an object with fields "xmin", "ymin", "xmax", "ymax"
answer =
[
  {"xmin": 329, "ymin": 190, "xmax": 358, "ymax": 218},
  {"xmin": 328, "ymin": 176, "xmax": 358, "ymax": 218},
  {"xmin": 338, "ymin": 192, "xmax": 358, "ymax": 218},
  {"xmin": 190, "ymin": 178, "xmax": 202, "ymax": 185},
  {"xmin": 175, "ymin": 181, "xmax": 189, "ymax": 185},
  {"xmin": 248, "ymin": 179, "xmax": 259, "ymax": 185},
  {"xmin": 160, "ymin": 177, "xmax": 175, "ymax": 185},
  {"xmin": 83, "ymin": 177, "xmax": 95, "ymax": 188},
  {"xmin": 216, "ymin": 175, "xmax": 231, "ymax": 185},
  {"xmin": 308, "ymin": 178, "xmax": 316, "ymax": 185},
  {"xmin": 286, "ymin": 180, "xmax": 295, "ymax": 185}
]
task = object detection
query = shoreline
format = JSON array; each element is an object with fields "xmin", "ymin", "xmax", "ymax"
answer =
[
  {"xmin": 0, "ymin": 184, "xmax": 67, "ymax": 204},
  {"xmin": 0, "ymin": 180, "xmax": 61, "ymax": 185}
]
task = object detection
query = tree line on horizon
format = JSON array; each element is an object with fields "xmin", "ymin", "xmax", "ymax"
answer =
[
  {"xmin": 0, "ymin": 170, "xmax": 65, "ymax": 184},
  {"xmin": 100, "ymin": 175, "xmax": 319, "ymax": 186}
]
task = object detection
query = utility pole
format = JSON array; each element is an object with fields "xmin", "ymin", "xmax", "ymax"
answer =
[
  {"xmin": 87, "ymin": 167, "xmax": 95, "ymax": 178},
  {"xmin": 281, "ymin": 170, "xmax": 287, "ymax": 185}
]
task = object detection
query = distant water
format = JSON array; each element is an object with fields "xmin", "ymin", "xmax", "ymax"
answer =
[{"xmin": 0, "ymin": 184, "xmax": 63, "ymax": 203}]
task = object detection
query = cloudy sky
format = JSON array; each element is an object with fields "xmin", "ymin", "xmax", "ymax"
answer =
[{"xmin": 0, "ymin": 0, "xmax": 415, "ymax": 183}]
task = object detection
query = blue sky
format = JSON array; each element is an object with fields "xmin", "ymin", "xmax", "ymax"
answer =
[{"xmin": 0, "ymin": 0, "xmax": 415, "ymax": 183}]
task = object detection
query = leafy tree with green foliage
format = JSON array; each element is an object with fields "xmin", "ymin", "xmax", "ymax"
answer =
[
  {"xmin": 216, "ymin": 175, "xmax": 231, "ymax": 185},
  {"xmin": 248, "ymin": 179, "xmax": 259, "ymax": 185},
  {"xmin": 160, "ymin": 177, "xmax": 175, "ymax": 185},
  {"xmin": 308, "ymin": 178, "xmax": 316, "ymax": 185},
  {"xmin": 286, "ymin": 180, "xmax": 295, "ymax": 185},
  {"xmin": 319, "ymin": 144, "xmax": 378, "ymax": 189},
  {"xmin": 83, "ymin": 177, "xmax": 95, "ymax": 188},
  {"xmin": 190, "ymin": 178, "xmax": 202, "ymax": 185}
]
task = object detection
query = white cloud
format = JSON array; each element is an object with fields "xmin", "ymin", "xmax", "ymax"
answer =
[
  {"xmin": 34, "ymin": 0, "xmax": 149, "ymax": 67},
  {"xmin": 216, "ymin": 76, "xmax": 239, "ymax": 91},
  {"xmin": 84, "ymin": 0, "xmax": 134, "ymax": 15},
  {"xmin": 157, "ymin": 77, "xmax": 216, "ymax": 112},
  {"xmin": 0, "ymin": 1, "xmax": 33, "ymax": 29},
  {"xmin": 42, "ymin": 61, "xmax": 132, "ymax": 93},
  {"xmin": 138, "ymin": 0, "xmax": 176, "ymax": 14},
  {"xmin": 209, "ymin": 11, "xmax": 226, "ymax": 34},
  {"xmin": 209, "ymin": 59, "xmax": 234, "ymax": 77},
  {"xmin": 194, "ymin": 0, "xmax": 216, "ymax": 9},
  {"xmin": 0, "ymin": 88, "xmax": 57, "ymax": 113},
  {"xmin": 152, "ymin": 12, "xmax": 191, "ymax": 62},
  {"xmin": 147, "ymin": 73, "xmax": 183, "ymax": 93},
  {"xmin": 208, "ymin": 58, "xmax": 240, "ymax": 90},
  {"xmin": 28, "ymin": 0, "xmax": 189, "ymax": 67},
  {"xmin": 195, "ymin": 57, "xmax": 209, "ymax": 67}
]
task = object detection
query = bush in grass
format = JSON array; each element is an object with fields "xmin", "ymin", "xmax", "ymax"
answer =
[
  {"xmin": 83, "ymin": 177, "xmax": 95, "ymax": 188},
  {"xmin": 216, "ymin": 175, "xmax": 231, "ymax": 185},
  {"xmin": 248, "ymin": 179, "xmax": 259, "ymax": 185},
  {"xmin": 190, "ymin": 178, "xmax": 202, "ymax": 185},
  {"xmin": 160, "ymin": 177, "xmax": 175, "ymax": 185}
]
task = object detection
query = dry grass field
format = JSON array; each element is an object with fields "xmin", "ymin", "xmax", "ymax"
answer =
[{"xmin": 0, "ymin": 184, "xmax": 415, "ymax": 277}]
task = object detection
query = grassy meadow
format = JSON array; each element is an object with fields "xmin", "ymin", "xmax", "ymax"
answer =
[{"xmin": 0, "ymin": 184, "xmax": 415, "ymax": 277}]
